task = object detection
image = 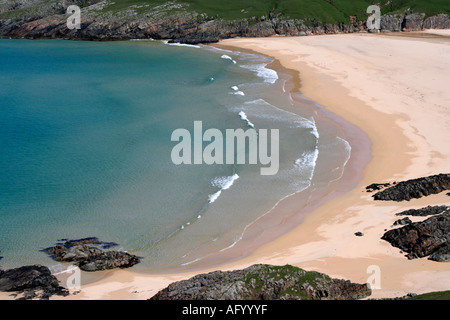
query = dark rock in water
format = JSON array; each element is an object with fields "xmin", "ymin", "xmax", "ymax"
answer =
[
  {"xmin": 395, "ymin": 205, "xmax": 449, "ymax": 217},
  {"xmin": 372, "ymin": 174, "xmax": 450, "ymax": 201},
  {"xmin": 393, "ymin": 217, "xmax": 412, "ymax": 226},
  {"xmin": 0, "ymin": 265, "xmax": 69, "ymax": 300},
  {"xmin": 381, "ymin": 212, "xmax": 449, "ymax": 261},
  {"xmin": 47, "ymin": 237, "xmax": 118, "ymax": 251},
  {"xmin": 150, "ymin": 264, "xmax": 371, "ymax": 300},
  {"xmin": 43, "ymin": 238, "xmax": 140, "ymax": 272},
  {"xmin": 366, "ymin": 183, "xmax": 391, "ymax": 192},
  {"xmin": 46, "ymin": 244, "xmax": 103, "ymax": 263},
  {"xmin": 78, "ymin": 251, "xmax": 140, "ymax": 272},
  {"xmin": 355, "ymin": 232, "xmax": 364, "ymax": 237}
]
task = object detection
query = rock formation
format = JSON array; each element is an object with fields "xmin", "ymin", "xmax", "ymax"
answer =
[
  {"xmin": 0, "ymin": 1, "xmax": 449, "ymax": 43},
  {"xmin": 0, "ymin": 265, "xmax": 69, "ymax": 300},
  {"xmin": 365, "ymin": 183, "xmax": 391, "ymax": 192},
  {"xmin": 382, "ymin": 211, "xmax": 449, "ymax": 262},
  {"xmin": 395, "ymin": 205, "xmax": 449, "ymax": 217},
  {"xmin": 43, "ymin": 237, "xmax": 140, "ymax": 272},
  {"xmin": 150, "ymin": 264, "xmax": 371, "ymax": 300},
  {"xmin": 372, "ymin": 174, "xmax": 450, "ymax": 202},
  {"xmin": 393, "ymin": 217, "xmax": 412, "ymax": 226}
]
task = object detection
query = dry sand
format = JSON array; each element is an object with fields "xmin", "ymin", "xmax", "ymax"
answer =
[{"xmin": 2, "ymin": 31, "xmax": 449, "ymax": 300}]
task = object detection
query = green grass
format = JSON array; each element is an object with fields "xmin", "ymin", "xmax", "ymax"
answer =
[
  {"xmin": 405, "ymin": 291, "xmax": 450, "ymax": 300},
  {"xmin": 100, "ymin": 0, "xmax": 450, "ymax": 22},
  {"xmin": 242, "ymin": 264, "xmax": 332, "ymax": 300},
  {"xmin": 380, "ymin": 0, "xmax": 450, "ymax": 17},
  {"xmin": 1, "ymin": 0, "xmax": 449, "ymax": 23}
]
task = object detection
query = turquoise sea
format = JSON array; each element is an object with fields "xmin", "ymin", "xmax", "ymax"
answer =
[{"xmin": 0, "ymin": 39, "xmax": 352, "ymax": 272}]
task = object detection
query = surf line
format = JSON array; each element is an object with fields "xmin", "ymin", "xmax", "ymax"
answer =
[{"xmin": 171, "ymin": 121, "xmax": 279, "ymax": 175}]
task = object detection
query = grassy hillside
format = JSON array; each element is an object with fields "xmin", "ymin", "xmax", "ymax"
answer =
[
  {"xmin": 102, "ymin": 0, "xmax": 450, "ymax": 22},
  {"xmin": 1, "ymin": 0, "xmax": 449, "ymax": 23},
  {"xmin": 405, "ymin": 290, "xmax": 450, "ymax": 300}
]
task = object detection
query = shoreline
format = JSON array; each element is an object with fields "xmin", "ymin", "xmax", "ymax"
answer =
[
  {"xmin": 2, "ymin": 31, "xmax": 450, "ymax": 300},
  {"xmin": 148, "ymin": 50, "xmax": 373, "ymax": 275},
  {"xmin": 214, "ymin": 32, "xmax": 450, "ymax": 298}
]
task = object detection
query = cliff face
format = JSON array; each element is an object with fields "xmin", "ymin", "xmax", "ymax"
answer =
[
  {"xmin": 150, "ymin": 264, "xmax": 371, "ymax": 300},
  {"xmin": 0, "ymin": 1, "xmax": 449, "ymax": 43}
]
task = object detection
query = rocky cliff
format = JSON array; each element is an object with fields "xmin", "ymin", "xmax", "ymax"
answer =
[
  {"xmin": 150, "ymin": 264, "xmax": 371, "ymax": 300},
  {"xmin": 0, "ymin": 1, "xmax": 449, "ymax": 43}
]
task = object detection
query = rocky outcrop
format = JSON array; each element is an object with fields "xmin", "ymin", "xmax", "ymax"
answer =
[
  {"xmin": 372, "ymin": 174, "xmax": 450, "ymax": 202},
  {"xmin": 381, "ymin": 13, "xmax": 449, "ymax": 32},
  {"xmin": 0, "ymin": 265, "xmax": 69, "ymax": 300},
  {"xmin": 366, "ymin": 183, "xmax": 392, "ymax": 192},
  {"xmin": 402, "ymin": 13, "xmax": 426, "ymax": 31},
  {"xmin": 380, "ymin": 14, "xmax": 404, "ymax": 32},
  {"xmin": 0, "ymin": 1, "xmax": 449, "ymax": 43},
  {"xmin": 423, "ymin": 14, "xmax": 450, "ymax": 29},
  {"xmin": 43, "ymin": 238, "xmax": 140, "ymax": 272},
  {"xmin": 150, "ymin": 264, "xmax": 371, "ymax": 300},
  {"xmin": 381, "ymin": 212, "xmax": 449, "ymax": 262},
  {"xmin": 393, "ymin": 217, "xmax": 412, "ymax": 226},
  {"xmin": 395, "ymin": 205, "xmax": 449, "ymax": 217}
]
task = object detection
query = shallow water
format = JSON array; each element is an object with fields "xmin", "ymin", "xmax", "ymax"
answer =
[{"xmin": 0, "ymin": 39, "xmax": 350, "ymax": 272}]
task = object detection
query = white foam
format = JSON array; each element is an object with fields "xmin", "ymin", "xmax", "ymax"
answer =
[
  {"xmin": 161, "ymin": 40, "xmax": 201, "ymax": 48},
  {"xmin": 238, "ymin": 111, "xmax": 255, "ymax": 128},
  {"xmin": 233, "ymin": 91, "xmax": 245, "ymax": 96},
  {"xmin": 231, "ymin": 86, "xmax": 239, "ymax": 91},
  {"xmin": 221, "ymin": 54, "xmax": 237, "ymax": 64},
  {"xmin": 181, "ymin": 258, "xmax": 201, "ymax": 266},
  {"xmin": 327, "ymin": 137, "xmax": 352, "ymax": 185},
  {"xmin": 208, "ymin": 174, "xmax": 239, "ymax": 203},
  {"xmin": 309, "ymin": 117, "xmax": 320, "ymax": 140},
  {"xmin": 295, "ymin": 147, "xmax": 320, "ymax": 181},
  {"xmin": 48, "ymin": 264, "xmax": 79, "ymax": 275},
  {"xmin": 240, "ymin": 63, "xmax": 278, "ymax": 84},
  {"xmin": 243, "ymin": 99, "xmax": 319, "ymax": 139},
  {"xmin": 208, "ymin": 190, "xmax": 222, "ymax": 203},
  {"xmin": 336, "ymin": 136, "xmax": 352, "ymax": 167},
  {"xmin": 130, "ymin": 38, "xmax": 155, "ymax": 41}
]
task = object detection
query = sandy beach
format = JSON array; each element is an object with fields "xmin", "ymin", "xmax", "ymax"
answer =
[{"xmin": 2, "ymin": 31, "xmax": 449, "ymax": 300}]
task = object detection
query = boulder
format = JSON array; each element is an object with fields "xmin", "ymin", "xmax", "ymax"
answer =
[
  {"xmin": 393, "ymin": 217, "xmax": 412, "ymax": 226},
  {"xmin": 43, "ymin": 238, "xmax": 140, "ymax": 272},
  {"xmin": 381, "ymin": 212, "xmax": 449, "ymax": 261},
  {"xmin": 423, "ymin": 14, "xmax": 450, "ymax": 29},
  {"xmin": 0, "ymin": 265, "xmax": 68, "ymax": 300},
  {"xmin": 402, "ymin": 13, "xmax": 426, "ymax": 31},
  {"xmin": 150, "ymin": 264, "xmax": 371, "ymax": 300},
  {"xmin": 372, "ymin": 174, "xmax": 450, "ymax": 201},
  {"xmin": 395, "ymin": 205, "xmax": 449, "ymax": 217}
]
